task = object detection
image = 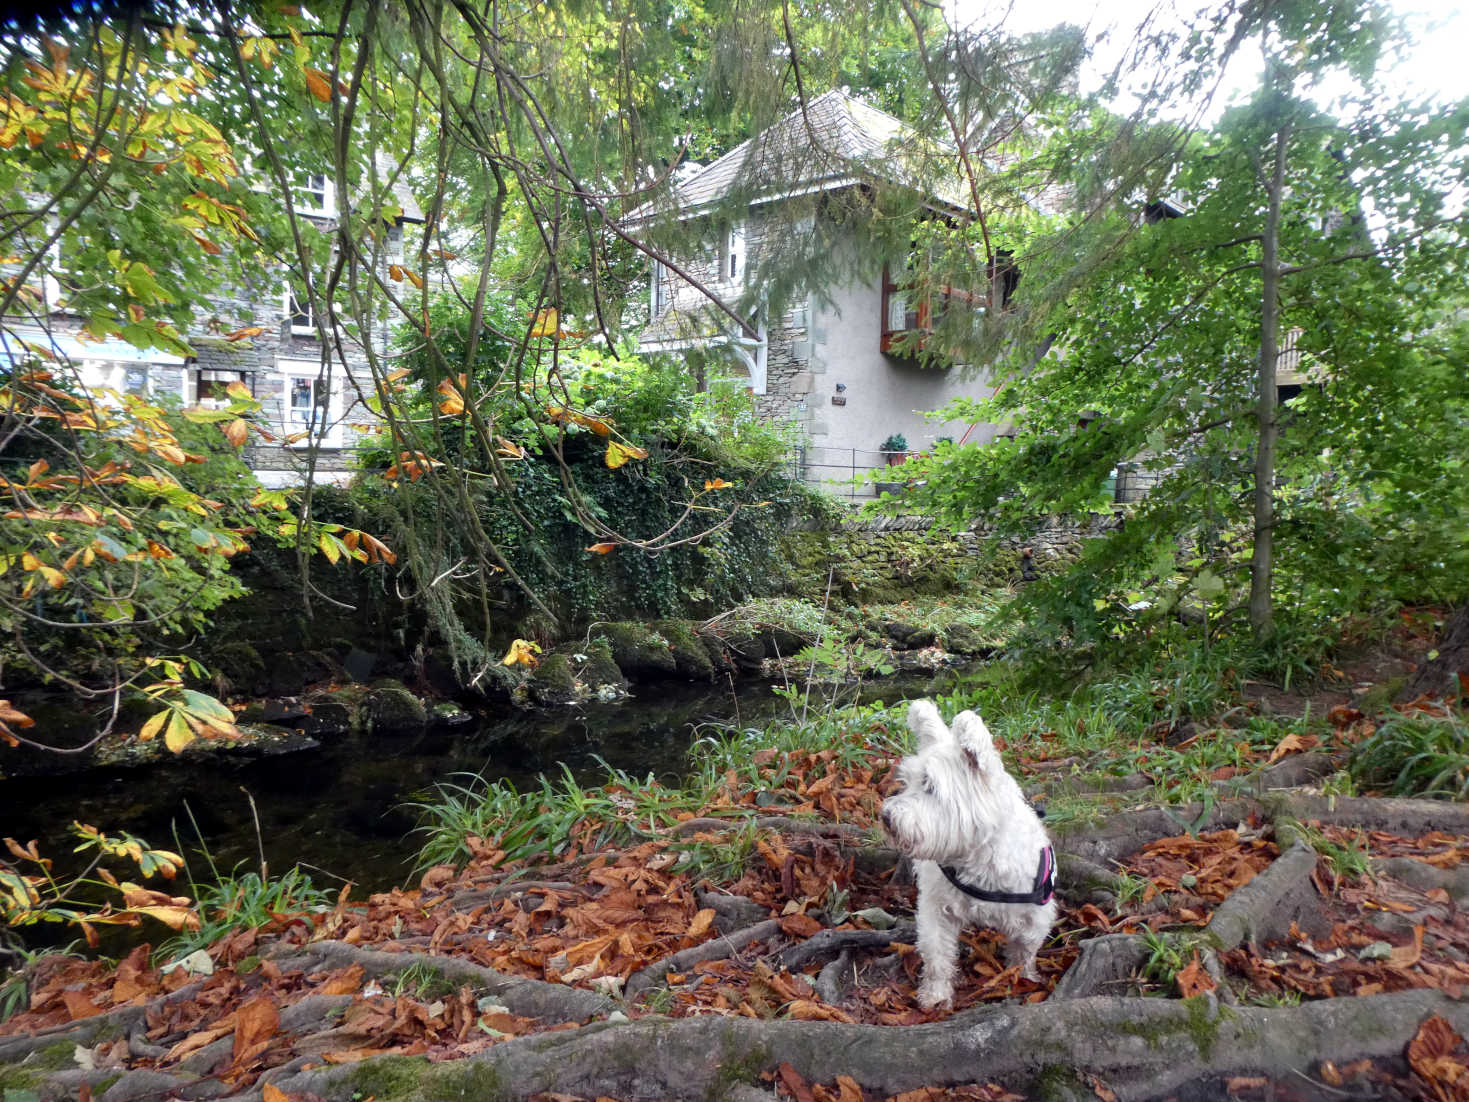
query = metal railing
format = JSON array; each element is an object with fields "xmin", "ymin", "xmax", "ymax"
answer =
[
  {"xmin": 786, "ymin": 448, "xmax": 1168, "ymax": 505},
  {"xmin": 787, "ymin": 446, "xmax": 921, "ymax": 501}
]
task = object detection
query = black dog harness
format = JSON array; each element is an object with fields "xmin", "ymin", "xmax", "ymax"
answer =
[{"xmin": 940, "ymin": 844, "xmax": 1055, "ymax": 906}]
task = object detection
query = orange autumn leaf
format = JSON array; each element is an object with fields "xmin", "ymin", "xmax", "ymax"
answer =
[
  {"xmin": 1407, "ymin": 1015, "xmax": 1468, "ymax": 1094},
  {"xmin": 222, "ymin": 418, "xmax": 249, "ymax": 447},
  {"xmin": 585, "ymin": 542, "xmax": 617, "ymax": 554},
  {"xmin": 224, "ymin": 326, "xmax": 264, "ymax": 342},
  {"xmin": 703, "ymin": 478, "xmax": 732, "ymax": 490},
  {"xmin": 1268, "ymin": 732, "xmax": 1318, "ymax": 763},
  {"xmin": 303, "ymin": 67, "xmax": 333, "ymax": 102},
  {"xmin": 686, "ymin": 908, "xmax": 716, "ymax": 939},
  {"xmin": 1174, "ymin": 951, "xmax": 1217, "ymax": 998},
  {"xmin": 232, "ymin": 995, "xmax": 280, "ymax": 1066}
]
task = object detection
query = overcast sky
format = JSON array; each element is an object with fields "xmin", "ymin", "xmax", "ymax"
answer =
[{"xmin": 953, "ymin": 0, "xmax": 1469, "ymax": 112}]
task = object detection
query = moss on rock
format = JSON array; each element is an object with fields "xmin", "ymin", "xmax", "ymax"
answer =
[
  {"xmin": 578, "ymin": 640, "xmax": 626, "ymax": 691},
  {"xmin": 655, "ymin": 620, "xmax": 715, "ymax": 680},
  {"xmin": 593, "ymin": 623, "xmax": 677, "ymax": 680},
  {"xmin": 367, "ymin": 679, "xmax": 428, "ymax": 733},
  {"xmin": 530, "ymin": 653, "xmax": 578, "ymax": 705}
]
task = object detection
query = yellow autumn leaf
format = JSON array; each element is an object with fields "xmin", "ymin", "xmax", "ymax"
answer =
[
  {"xmin": 703, "ymin": 478, "xmax": 732, "ymax": 490},
  {"xmin": 529, "ymin": 308, "xmax": 559, "ymax": 338},
  {"xmin": 137, "ymin": 710, "xmax": 168, "ymax": 743},
  {"xmin": 501, "ymin": 638, "xmax": 542, "ymax": 668},
  {"xmin": 164, "ymin": 710, "xmax": 194, "ymax": 753},
  {"xmin": 604, "ymin": 440, "xmax": 648, "ymax": 469}
]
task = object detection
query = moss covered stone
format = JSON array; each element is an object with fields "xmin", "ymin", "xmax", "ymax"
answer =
[
  {"xmin": 593, "ymin": 623, "xmax": 677, "ymax": 680},
  {"xmin": 578, "ymin": 640, "xmax": 626, "ymax": 691},
  {"xmin": 654, "ymin": 620, "xmax": 715, "ymax": 680},
  {"xmin": 530, "ymin": 653, "xmax": 578, "ymax": 705},
  {"xmin": 367, "ymin": 680, "xmax": 428, "ymax": 733}
]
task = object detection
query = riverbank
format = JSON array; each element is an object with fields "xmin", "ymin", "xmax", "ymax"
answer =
[{"xmin": 3, "ymin": 637, "xmax": 1466, "ymax": 1101}]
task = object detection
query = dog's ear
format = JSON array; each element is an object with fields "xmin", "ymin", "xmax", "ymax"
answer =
[
  {"xmin": 952, "ymin": 710, "xmax": 996, "ymax": 773},
  {"xmin": 906, "ymin": 699, "xmax": 950, "ymax": 749}
]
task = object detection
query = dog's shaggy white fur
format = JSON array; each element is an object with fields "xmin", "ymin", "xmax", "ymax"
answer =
[{"xmin": 881, "ymin": 699, "xmax": 1057, "ymax": 1008}]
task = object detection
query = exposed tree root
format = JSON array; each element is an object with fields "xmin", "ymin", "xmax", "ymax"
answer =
[
  {"xmin": 624, "ymin": 920, "xmax": 784, "ymax": 999},
  {"xmin": 255, "ymin": 988, "xmax": 1469, "ymax": 1102},
  {"xmin": 267, "ymin": 941, "xmax": 613, "ymax": 1022},
  {"xmin": 773, "ymin": 922, "xmax": 917, "ymax": 972}
]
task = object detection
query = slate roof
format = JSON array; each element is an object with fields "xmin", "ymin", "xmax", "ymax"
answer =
[{"xmin": 624, "ymin": 90, "xmax": 961, "ymax": 224}]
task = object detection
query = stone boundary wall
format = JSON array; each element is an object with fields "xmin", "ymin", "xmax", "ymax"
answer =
[
  {"xmin": 836, "ymin": 511, "xmax": 1121, "ymax": 560},
  {"xmin": 783, "ymin": 511, "xmax": 1123, "ymax": 602}
]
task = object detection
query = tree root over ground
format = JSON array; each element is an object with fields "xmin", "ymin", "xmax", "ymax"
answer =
[
  {"xmin": 253, "ymin": 988, "xmax": 1469, "ymax": 1102},
  {"xmin": 6, "ymin": 783, "xmax": 1468, "ymax": 1102}
]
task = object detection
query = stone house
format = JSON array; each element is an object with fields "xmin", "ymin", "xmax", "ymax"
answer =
[
  {"xmin": 5, "ymin": 167, "xmax": 423, "ymax": 488},
  {"xmin": 625, "ymin": 91, "xmax": 1015, "ymax": 496}
]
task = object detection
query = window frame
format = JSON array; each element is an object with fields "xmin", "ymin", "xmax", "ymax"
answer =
[
  {"xmin": 292, "ymin": 172, "xmax": 335, "ymax": 217},
  {"xmin": 277, "ymin": 359, "xmax": 341, "ymax": 448},
  {"xmin": 285, "ymin": 286, "xmax": 322, "ymax": 337}
]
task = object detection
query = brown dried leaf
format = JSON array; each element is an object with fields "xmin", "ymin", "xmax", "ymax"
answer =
[
  {"xmin": 1175, "ymin": 952, "xmax": 1217, "ymax": 999},
  {"xmin": 687, "ymin": 908, "xmax": 717, "ymax": 940},
  {"xmin": 232, "ymin": 995, "xmax": 279, "ymax": 1065}
]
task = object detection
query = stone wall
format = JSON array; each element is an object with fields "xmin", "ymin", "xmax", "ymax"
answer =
[{"xmin": 784, "ymin": 511, "xmax": 1122, "ymax": 602}]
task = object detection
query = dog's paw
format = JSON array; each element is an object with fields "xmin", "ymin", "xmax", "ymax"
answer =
[{"xmin": 916, "ymin": 981, "xmax": 953, "ymax": 1010}]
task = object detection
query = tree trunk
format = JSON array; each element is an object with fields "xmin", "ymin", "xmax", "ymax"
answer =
[
  {"xmin": 1401, "ymin": 602, "xmax": 1469, "ymax": 701},
  {"xmin": 1249, "ymin": 108, "xmax": 1290, "ymax": 642}
]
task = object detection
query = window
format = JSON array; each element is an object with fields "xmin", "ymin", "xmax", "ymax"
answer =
[
  {"xmin": 286, "ymin": 287, "xmax": 320, "ymax": 336},
  {"xmin": 278, "ymin": 361, "xmax": 339, "ymax": 447},
  {"xmin": 193, "ymin": 368, "xmax": 245, "ymax": 409},
  {"xmin": 123, "ymin": 365, "xmax": 149, "ymax": 395},
  {"xmin": 650, "ymin": 259, "xmax": 669, "ymax": 317},
  {"xmin": 292, "ymin": 172, "xmax": 334, "ymax": 216}
]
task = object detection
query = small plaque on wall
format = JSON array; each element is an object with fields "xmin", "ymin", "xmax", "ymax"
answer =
[{"xmin": 830, "ymin": 395, "xmax": 847, "ymax": 406}]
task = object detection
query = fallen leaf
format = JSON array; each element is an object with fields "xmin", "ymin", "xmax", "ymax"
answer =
[
  {"xmin": 62, "ymin": 991, "xmax": 103, "ymax": 1020},
  {"xmin": 1225, "ymin": 1077, "xmax": 1266, "ymax": 1092},
  {"xmin": 1268, "ymin": 732, "xmax": 1319, "ymax": 763},
  {"xmin": 232, "ymin": 995, "xmax": 280, "ymax": 1066},
  {"xmin": 1388, "ymin": 926, "xmax": 1424, "ymax": 969},
  {"xmin": 1175, "ymin": 952, "xmax": 1217, "ymax": 999},
  {"xmin": 1406, "ymin": 1015, "xmax": 1467, "ymax": 1094},
  {"xmin": 687, "ymin": 908, "xmax": 716, "ymax": 940}
]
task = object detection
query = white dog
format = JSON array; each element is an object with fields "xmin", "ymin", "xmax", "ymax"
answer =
[{"xmin": 880, "ymin": 699, "xmax": 1057, "ymax": 1008}]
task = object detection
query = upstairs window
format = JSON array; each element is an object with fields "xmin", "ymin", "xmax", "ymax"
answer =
[
  {"xmin": 720, "ymin": 222, "xmax": 746, "ymax": 282},
  {"xmin": 292, "ymin": 172, "xmax": 334, "ymax": 217},
  {"xmin": 651, "ymin": 259, "xmax": 670, "ymax": 317},
  {"xmin": 286, "ymin": 287, "xmax": 320, "ymax": 337}
]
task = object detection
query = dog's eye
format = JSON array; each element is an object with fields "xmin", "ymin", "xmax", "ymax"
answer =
[{"xmin": 921, "ymin": 775, "xmax": 935, "ymax": 795}]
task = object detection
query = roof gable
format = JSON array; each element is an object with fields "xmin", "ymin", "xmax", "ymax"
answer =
[{"xmin": 626, "ymin": 91, "xmax": 960, "ymax": 223}]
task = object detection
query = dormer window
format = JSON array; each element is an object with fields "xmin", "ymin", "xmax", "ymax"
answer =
[
  {"xmin": 720, "ymin": 222, "xmax": 745, "ymax": 283},
  {"xmin": 650, "ymin": 259, "xmax": 670, "ymax": 317}
]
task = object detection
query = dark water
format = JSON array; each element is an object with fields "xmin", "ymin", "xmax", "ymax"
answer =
[{"xmin": 0, "ymin": 678, "xmax": 889, "ymax": 897}]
